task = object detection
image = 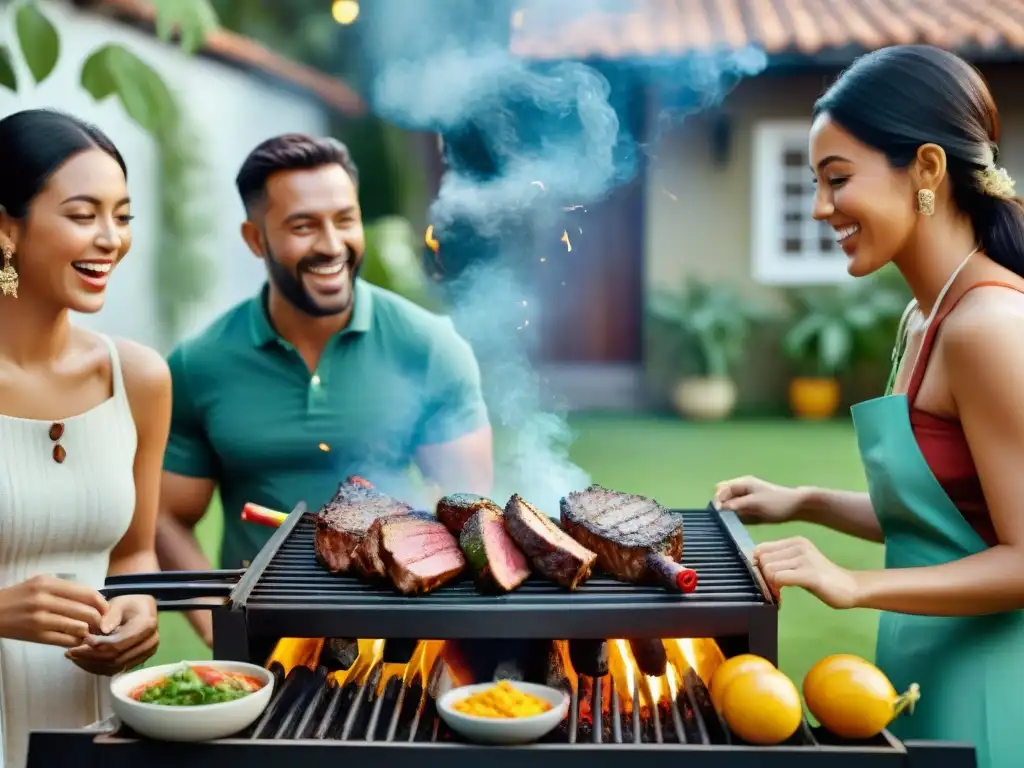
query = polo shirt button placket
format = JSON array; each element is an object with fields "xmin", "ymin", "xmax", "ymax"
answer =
[{"xmin": 308, "ymin": 371, "xmax": 327, "ymax": 412}]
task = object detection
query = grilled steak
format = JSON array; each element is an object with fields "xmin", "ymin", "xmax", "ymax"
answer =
[
  {"xmin": 460, "ymin": 507, "xmax": 530, "ymax": 593},
  {"xmin": 436, "ymin": 493, "xmax": 503, "ymax": 536},
  {"xmin": 379, "ymin": 515, "xmax": 465, "ymax": 595},
  {"xmin": 504, "ymin": 494, "xmax": 596, "ymax": 589},
  {"xmin": 314, "ymin": 478, "xmax": 412, "ymax": 573},
  {"xmin": 352, "ymin": 511, "xmax": 435, "ymax": 578},
  {"xmin": 560, "ymin": 485, "xmax": 697, "ymax": 593}
]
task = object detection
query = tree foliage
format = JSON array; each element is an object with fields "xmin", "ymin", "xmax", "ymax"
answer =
[{"xmin": 1, "ymin": 0, "xmax": 218, "ymax": 135}]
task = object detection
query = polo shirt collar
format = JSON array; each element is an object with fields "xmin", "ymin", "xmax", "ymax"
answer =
[{"xmin": 249, "ymin": 278, "xmax": 374, "ymax": 347}]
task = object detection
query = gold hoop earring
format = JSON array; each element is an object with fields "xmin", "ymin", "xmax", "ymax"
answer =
[
  {"xmin": 0, "ymin": 246, "xmax": 17, "ymax": 298},
  {"xmin": 917, "ymin": 189, "xmax": 935, "ymax": 217}
]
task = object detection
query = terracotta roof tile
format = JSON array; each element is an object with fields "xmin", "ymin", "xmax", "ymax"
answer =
[
  {"xmin": 96, "ymin": 0, "xmax": 364, "ymax": 115},
  {"xmin": 510, "ymin": 0, "xmax": 1024, "ymax": 59}
]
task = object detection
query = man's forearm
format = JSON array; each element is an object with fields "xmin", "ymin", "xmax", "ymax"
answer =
[
  {"xmin": 795, "ymin": 487, "xmax": 885, "ymax": 543},
  {"xmin": 155, "ymin": 516, "xmax": 216, "ymax": 646}
]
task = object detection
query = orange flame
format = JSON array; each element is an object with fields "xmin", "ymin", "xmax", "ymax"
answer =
[{"xmin": 561, "ymin": 231, "xmax": 572, "ymax": 251}]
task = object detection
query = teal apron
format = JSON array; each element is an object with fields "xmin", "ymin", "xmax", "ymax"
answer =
[{"xmin": 850, "ymin": 268, "xmax": 1024, "ymax": 768}]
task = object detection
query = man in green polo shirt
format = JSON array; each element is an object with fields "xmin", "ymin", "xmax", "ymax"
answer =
[{"xmin": 154, "ymin": 133, "xmax": 493, "ymax": 646}]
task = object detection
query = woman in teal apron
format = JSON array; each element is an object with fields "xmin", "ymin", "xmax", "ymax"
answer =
[{"xmin": 714, "ymin": 46, "xmax": 1024, "ymax": 768}]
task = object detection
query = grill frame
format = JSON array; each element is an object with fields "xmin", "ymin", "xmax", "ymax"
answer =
[{"xmin": 211, "ymin": 504, "xmax": 778, "ymax": 662}]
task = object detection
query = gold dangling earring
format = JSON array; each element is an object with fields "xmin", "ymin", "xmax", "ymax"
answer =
[
  {"xmin": 917, "ymin": 189, "xmax": 935, "ymax": 217},
  {"xmin": 0, "ymin": 245, "xmax": 18, "ymax": 298}
]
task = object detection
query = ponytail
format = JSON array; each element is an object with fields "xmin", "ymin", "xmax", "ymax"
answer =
[{"xmin": 970, "ymin": 195, "xmax": 1024, "ymax": 278}]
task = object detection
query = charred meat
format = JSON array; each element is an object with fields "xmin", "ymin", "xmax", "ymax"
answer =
[
  {"xmin": 504, "ymin": 494, "xmax": 596, "ymax": 590},
  {"xmin": 436, "ymin": 493, "xmax": 503, "ymax": 536},
  {"xmin": 378, "ymin": 515, "xmax": 465, "ymax": 595},
  {"xmin": 351, "ymin": 511, "xmax": 435, "ymax": 579},
  {"xmin": 313, "ymin": 478, "xmax": 412, "ymax": 573},
  {"xmin": 460, "ymin": 507, "xmax": 531, "ymax": 593},
  {"xmin": 560, "ymin": 485, "xmax": 697, "ymax": 593}
]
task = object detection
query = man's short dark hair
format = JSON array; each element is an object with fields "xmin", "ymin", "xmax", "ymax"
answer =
[{"xmin": 235, "ymin": 133, "xmax": 359, "ymax": 214}]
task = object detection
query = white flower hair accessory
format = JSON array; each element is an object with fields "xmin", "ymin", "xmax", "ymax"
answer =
[{"xmin": 976, "ymin": 165, "xmax": 1016, "ymax": 199}]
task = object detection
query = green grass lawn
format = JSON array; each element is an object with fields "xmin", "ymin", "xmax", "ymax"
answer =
[{"xmin": 150, "ymin": 415, "xmax": 882, "ymax": 689}]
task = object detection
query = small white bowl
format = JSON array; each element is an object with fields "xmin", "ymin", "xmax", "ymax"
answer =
[
  {"xmin": 110, "ymin": 661, "xmax": 275, "ymax": 742},
  {"xmin": 437, "ymin": 680, "xmax": 569, "ymax": 745}
]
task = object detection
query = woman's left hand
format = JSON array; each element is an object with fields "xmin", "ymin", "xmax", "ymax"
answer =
[
  {"xmin": 753, "ymin": 536, "xmax": 860, "ymax": 609},
  {"xmin": 65, "ymin": 595, "xmax": 159, "ymax": 675}
]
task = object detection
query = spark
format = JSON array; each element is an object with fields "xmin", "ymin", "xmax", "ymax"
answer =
[
  {"xmin": 530, "ymin": 180, "xmax": 546, "ymax": 191},
  {"xmin": 521, "ymin": 300, "xmax": 528, "ymax": 307},
  {"xmin": 661, "ymin": 187, "xmax": 678, "ymax": 201},
  {"xmin": 562, "ymin": 204, "xmax": 585, "ymax": 211},
  {"xmin": 425, "ymin": 225, "xmax": 439, "ymax": 253},
  {"xmin": 539, "ymin": 257, "xmax": 547, "ymax": 263},
  {"xmin": 578, "ymin": 227, "xmax": 583, "ymax": 234},
  {"xmin": 561, "ymin": 231, "xmax": 572, "ymax": 252}
]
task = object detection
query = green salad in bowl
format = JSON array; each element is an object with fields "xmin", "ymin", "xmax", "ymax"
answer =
[{"xmin": 130, "ymin": 663, "xmax": 266, "ymax": 706}]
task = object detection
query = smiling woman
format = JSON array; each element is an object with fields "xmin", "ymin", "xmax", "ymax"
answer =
[
  {"xmin": 714, "ymin": 45, "xmax": 1024, "ymax": 768},
  {"xmin": 0, "ymin": 108, "xmax": 171, "ymax": 768}
]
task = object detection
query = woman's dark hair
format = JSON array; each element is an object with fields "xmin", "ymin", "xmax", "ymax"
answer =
[
  {"xmin": 0, "ymin": 108, "xmax": 127, "ymax": 220},
  {"xmin": 814, "ymin": 44, "xmax": 1024, "ymax": 276}
]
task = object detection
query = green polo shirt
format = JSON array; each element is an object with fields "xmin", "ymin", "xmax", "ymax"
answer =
[{"xmin": 163, "ymin": 278, "xmax": 489, "ymax": 568}]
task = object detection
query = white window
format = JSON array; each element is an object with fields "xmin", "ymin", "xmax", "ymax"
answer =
[{"xmin": 750, "ymin": 120, "xmax": 853, "ymax": 285}]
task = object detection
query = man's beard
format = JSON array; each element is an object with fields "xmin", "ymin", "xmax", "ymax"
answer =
[{"xmin": 263, "ymin": 242, "xmax": 360, "ymax": 318}]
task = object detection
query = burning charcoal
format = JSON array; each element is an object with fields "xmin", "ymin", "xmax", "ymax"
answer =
[
  {"xmin": 684, "ymin": 667, "xmax": 729, "ymax": 744},
  {"xmin": 341, "ymin": 663, "xmax": 381, "ymax": 740},
  {"xmin": 368, "ymin": 676, "xmax": 403, "ymax": 741},
  {"xmin": 568, "ymin": 639, "xmax": 609, "ymax": 677},
  {"xmin": 544, "ymin": 642, "xmax": 572, "ymax": 692},
  {"xmin": 318, "ymin": 638, "xmax": 359, "ymax": 671},
  {"xmin": 629, "ymin": 639, "xmax": 667, "ymax": 677},
  {"xmin": 381, "ymin": 638, "xmax": 419, "ymax": 664},
  {"xmin": 393, "ymin": 682, "xmax": 422, "ymax": 741},
  {"xmin": 250, "ymin": 665, "xmax": 313, "ymax": 739},
  {"xmin": 274, "ymin": 666, "xmax": 328, "ymax": 739}
]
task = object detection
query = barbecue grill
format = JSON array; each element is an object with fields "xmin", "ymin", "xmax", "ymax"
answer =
[{"xmin": 26, "ymin": 503, "xmax": 978, "ymax": 768}]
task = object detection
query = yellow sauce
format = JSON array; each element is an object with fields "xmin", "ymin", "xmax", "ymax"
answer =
[{"xmin": 452, "ymin": 680, "xmax": 553, "ymax": 719}]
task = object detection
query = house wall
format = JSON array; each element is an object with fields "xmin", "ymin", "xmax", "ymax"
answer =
[
  {"xmin": 0, "ymin": 0, "xmax": 330, "ymax": 352},
  {"xmin": 643, "ymin": 65, "xmax": 1024, "ymax": 411}
]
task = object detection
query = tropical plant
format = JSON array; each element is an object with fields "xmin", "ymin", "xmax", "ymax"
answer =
[
  {"xmin": 647, "ymin": 278, "xmax": 772, "ymax": 378},
  {"xmin": 783, "ymin": 275, "xmax": 908, "ymax": 377}
]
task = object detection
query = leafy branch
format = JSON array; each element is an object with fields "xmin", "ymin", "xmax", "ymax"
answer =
[{"xmin": 0, "ymin": 0, "xmax": 219, "ymax": 344}]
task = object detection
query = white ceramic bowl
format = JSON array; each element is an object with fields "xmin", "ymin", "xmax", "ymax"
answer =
[
  {"xmin": 437, "ymin": 681, "xmax": 569, "ymax": 745},
  {"xmin": 110, "ymin": 661, "xmax": 275, "ymax": 742}
]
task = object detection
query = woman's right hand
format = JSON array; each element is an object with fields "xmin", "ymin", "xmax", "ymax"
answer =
[
  {"xmin": 0, "ymin": 575, "xmax": 109, "ymax": 647},
  {"xmin": 713, "ymin": 475, "xmax": 807, "ymax": 524}
]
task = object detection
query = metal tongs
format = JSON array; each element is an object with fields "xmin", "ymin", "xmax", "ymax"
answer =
[{"xmin": 101, "ymin": 569, "xmax": 245, "ymax": 611}]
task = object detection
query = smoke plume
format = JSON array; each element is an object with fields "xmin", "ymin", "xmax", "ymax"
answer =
[{"xmin": 357, "ymin": 0, "xmax": 766, "ymax": 514}]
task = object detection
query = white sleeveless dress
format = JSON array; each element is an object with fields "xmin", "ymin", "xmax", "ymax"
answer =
[{"xmin": 0, "ymin": 334, "xmax": 137, "ymax": 768}]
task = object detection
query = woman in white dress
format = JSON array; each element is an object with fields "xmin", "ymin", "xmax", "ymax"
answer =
[{"xmin": 0, "ymin": 109, "xmax": 169, "ymax": 767}]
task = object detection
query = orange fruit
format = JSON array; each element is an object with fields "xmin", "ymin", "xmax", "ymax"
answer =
[
  {"xmin": 709, "ymin": 653, "xmax": 776, "ymax": 710},
  {"xmin": 803, "ymin": 654, "xmax": 920, "ymax": 740},
  {"xmin": 720, "ymin": 668, "xmax": 803, "ymax": 745}
]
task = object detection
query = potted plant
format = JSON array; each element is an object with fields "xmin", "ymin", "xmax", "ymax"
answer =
[
  {"xmin": 648, "ymin": 278, "xmax": 771, "ymax": 420},
  {"xmin": 783, "ymin": 275, "xmax": 907, "ymax": 420}
]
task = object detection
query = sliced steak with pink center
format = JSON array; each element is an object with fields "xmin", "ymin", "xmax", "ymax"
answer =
[
  {"xmin": 460, "ymin": 506, "xmax": 530, "ymax": 593},
  {"xmin": 504, "ymin": 494, "xmax": 596, "ymax": 590},
  {"xmin": 380, "ymin": 517, "xmax": 465, "ymax": 595},
  {"xmin": 352, "ymin": 511, "xmax": 436, "ymax": 579},
  {"xmin": 314, "ymin": 478, "xmax": 412, "ymax": 574}
]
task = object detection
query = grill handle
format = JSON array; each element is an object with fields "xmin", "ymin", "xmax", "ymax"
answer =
[
  {"xmin": 104, "ymin": 569, "xmax": 244, "ymax": 586},
  {"xmin": 100, "ymin": 582, "xmax": 235, "ymax": 601}
]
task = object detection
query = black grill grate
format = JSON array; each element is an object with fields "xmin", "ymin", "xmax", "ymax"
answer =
[{"xmin": 232, "ymin": 508, "xmax": 774, "ymax": 640}]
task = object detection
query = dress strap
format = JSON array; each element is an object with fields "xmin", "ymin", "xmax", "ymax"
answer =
[
  {"xmin": 97, "ymin": 333, "xmax": 127, "ymax": 403},
  {"xmin": 907, "ymin": 280, "xmax": 1024, "ymax": 405}
]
